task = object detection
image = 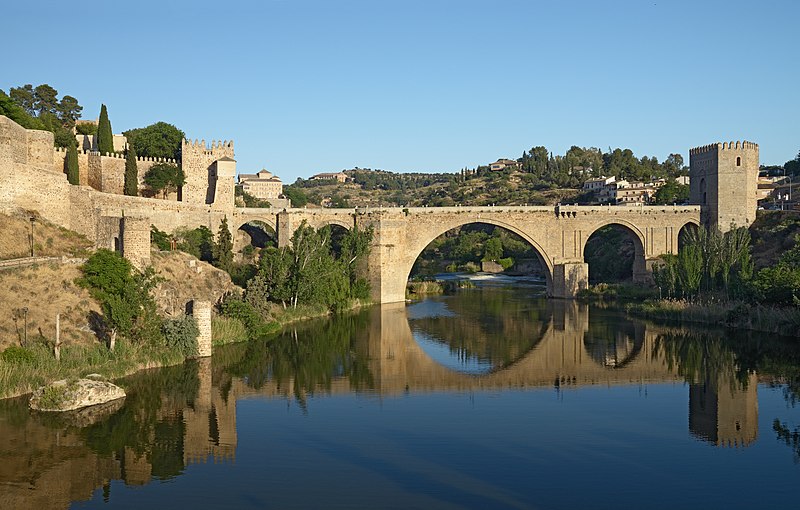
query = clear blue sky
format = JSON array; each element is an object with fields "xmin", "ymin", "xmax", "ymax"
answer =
[{"xmin": 2, "ymin": 0, "xmax": 797, "ymax": 182}]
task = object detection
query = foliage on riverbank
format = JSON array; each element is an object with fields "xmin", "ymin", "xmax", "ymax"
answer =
[
  {"xmin": 577, "ymin": 283, "xmax": 658, "ymax": 301},
  {"xmin": 626, "ymin": 299, "xmax": 800, "ymax": 338},
  {"xmin": 0, "ymin": 339, "xmax": 185, "ymax": 399},
  {"xmin": 407, "ymin": 280, "xmax": 444, "ymax": 297}
]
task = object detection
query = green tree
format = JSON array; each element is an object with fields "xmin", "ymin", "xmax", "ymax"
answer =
[
  {"xmin": 483, "ymin": 237, "xmax": 504, "ymax": 261},
  {"xmin": 144, "ymin": 163, "xmax": 185, "ymax": 198},
  {"xmin": 78, "ymin": 249, "xmax": 162, "ymax": 344},
  {"xmin": 213, "ymin": 218, "xmax": 234, "ymax": 273},
  {"xmin": 65, "ymin": 143, "xmax": 79, "ymax": 185},
  {"xmin": 9, "ymin": 84, "xmax": 35, "ymax": 115},
  {"xmin": 56, "ymin": 95, "xmax": 82, "ymax": 127},
  {"xmin": 124, "ymin": 122, "xmax": 184, "ymax": 161},
  {"xmin": 283, "ymin": 186, "xmax": 309, "ymax": 207},
  {"xmin": 96, "ymin": 104, "xmax": 114, "ymax": 154},
  {"xmin": 0, "ymin": 91, "xmax": 45, "ymax": 130},
  {"xmin": 653, "ymin": 181, "xmax": 690, "ymax": 205},
  {"xmin": 33, "ymin": 84, "xmax": 58, "ymax": 116},
  {"xmin": 124, "ymin": 145, "xmax": 138, "ymax": 196}
]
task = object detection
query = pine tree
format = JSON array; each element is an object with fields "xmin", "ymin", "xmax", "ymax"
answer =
[
  {"xmin": 124, "ymin": 145, "xmax": 138, "ymax": 196},
  {"xmin": 96, "ymin": 104, "xmax": 114, "ymax": 154},
  {"xmin": 65, "ymin": 144, "xmax": 79, "ymax": 185},
  {"xmin": 213, "ymin": 217, "xmax": 234, "ymax": 273}
]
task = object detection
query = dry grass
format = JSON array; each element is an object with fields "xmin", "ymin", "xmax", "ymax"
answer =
[
  {"xmin": 150, "ymin": 250, "xmax": 241, "ymax": 317},
  {"xmin": 0, "ymin": 209, "xmax": 93, "ymax": 260},
  {"xmin": 0, "ymin": 263, "xmax": 101, "ymax": 350}
]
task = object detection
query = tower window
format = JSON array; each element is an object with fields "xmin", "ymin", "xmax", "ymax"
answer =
[{"xmin": 736, "ymin": 156, "xmax": 741, "ymax": 167}]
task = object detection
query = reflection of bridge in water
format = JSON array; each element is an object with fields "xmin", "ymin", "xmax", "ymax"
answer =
[
  {"xmin": 0, "ymin": 304, "xmax": 759, "ymax": 508},
  {"xmin": 227, "ymin": 303, "xmax": 758, "ymax": 447}
]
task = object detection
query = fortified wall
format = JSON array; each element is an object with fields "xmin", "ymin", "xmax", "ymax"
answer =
[
  {"xmin": 52, "ymin": 147, "xmax": 180, "ymax": 198},
  {"xmin": 0, "ymin": 115, "xmax": 236, "ymax": 269}
]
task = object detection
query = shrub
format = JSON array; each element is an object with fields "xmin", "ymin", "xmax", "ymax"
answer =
[
  {"xmin": 1, "ymin": 346, "xmax": 37, "ymax": 364},
  {"xmin": 162, "ymin": 315, "xmax": 199, "ymax": 357}
]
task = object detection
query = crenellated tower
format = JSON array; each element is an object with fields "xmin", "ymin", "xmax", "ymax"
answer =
[
  {"xmin": 689, "ymin": 141, "xmax": 759, "ymax": 231},
  {"xmin": 181, "ymin": 138, "xmax": 235, "ymax": 206}
]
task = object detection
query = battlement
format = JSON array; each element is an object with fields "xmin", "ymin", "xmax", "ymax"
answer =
[
  {"xmin": 182, "ymin": 138, "xmax": 234, "ymax": 155},
  {"xmin": 690, "ymin": 141, "xmax": 759, "ymax": 156}
]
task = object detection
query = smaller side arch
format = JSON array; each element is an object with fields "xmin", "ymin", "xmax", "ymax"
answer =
[{"xmin": 582, "ymin": 220, "xmax": 647, "ymax": 284}]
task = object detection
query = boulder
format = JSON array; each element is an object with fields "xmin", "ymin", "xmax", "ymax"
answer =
[{"xmin": 29, "ymin": 378, "xmax": 126, "ymax": 412}]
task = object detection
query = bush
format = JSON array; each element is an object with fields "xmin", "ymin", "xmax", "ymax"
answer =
[
  {"xmin": 162, "ymin": 315, "xmax": 199, "ymax": 357},
  {"xmin": 151, "ymin": 226, "xmax": 171, "ymax": 251},
  {"xmin": 1, "ymin": 346, "xmax": 37, "ymax": 364}
]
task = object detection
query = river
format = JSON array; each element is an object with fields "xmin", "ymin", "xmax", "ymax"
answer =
[{"xmin": 2, "ymin": 277, "xmax": 800, "ymax": 509}]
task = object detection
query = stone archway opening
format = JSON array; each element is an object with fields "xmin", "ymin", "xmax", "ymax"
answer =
[
  {"xmin": 583, "ymin": 224, "xmax": 645, "ymax": 284},
  {"xmin": 319, "ymin": 223, "xmax": 350, "ymax": 259},
  {"xmin": 235, "ymin": 220, "xmax": 277, "ymax": 262},
  {"xmin": 678, "ymin": 222, "xmax": 699, "ymax": 251},
  {"xmin": 409, "ymin": 222, "xmax": 548, "ymax": 290}
]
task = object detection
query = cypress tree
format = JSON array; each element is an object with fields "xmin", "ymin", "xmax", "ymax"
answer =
[
  {"xmin": 96, "ymin": 104, "xmax": 114, "ymax": 154},
  {"xmin": 124, "ymin": 145, "xmax": 138, "ymax": 196},
  {"xmin": 212, "ymin": 217, "xmax": 234, "ymax": 273},
  {"xmin": 65, "ymin": 144, "xmax": 79, "ymax": 185}
]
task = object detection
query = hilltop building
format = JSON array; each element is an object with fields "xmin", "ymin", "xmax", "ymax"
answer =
[
  {"xmin": 490, "ymin": 158, "xmax": 519, "ymax": 171},
  {"xmin": 238, "ymin": 169, "xmax": 283, "ymax": 200},
  {"xmin": 583, "ymin": 176, "xmax": 670, "ymax": 205},
  {"xmin": 310, "ymin": 171, "xmax": 348, "ymax": 183}
]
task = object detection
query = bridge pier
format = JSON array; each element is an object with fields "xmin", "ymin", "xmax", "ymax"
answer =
[{"xmin": 551, "ymin": 262, "xmax": 588, "ymax": 299}]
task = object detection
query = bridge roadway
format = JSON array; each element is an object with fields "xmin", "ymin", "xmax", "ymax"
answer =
[{"xmin": 232, "ymin": 204, "xmax": 700, "ymax": 302}]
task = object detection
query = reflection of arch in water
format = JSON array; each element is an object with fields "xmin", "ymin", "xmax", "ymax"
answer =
[
  {"xmin": 407, "ymin": 220, "xmax": 551, "ymax": 288},
  {"xmin": 582, "ymin": 319, "xmax": 645, "ymax": 369},
  {"xmin": 372, "ymin": 301, "xmax": 676, "ymax": 393}
]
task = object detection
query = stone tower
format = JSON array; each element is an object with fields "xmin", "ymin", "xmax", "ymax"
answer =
[
  {"xmin": 180, "ymin": 138, "xmax": 234, "ymax": 205},
  {"xmin": 689, "ymin": 141, "xmax": 759, "ymax": 231}
]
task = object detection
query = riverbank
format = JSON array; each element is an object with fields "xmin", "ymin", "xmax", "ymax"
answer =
[
  {"xmin": 626, "ymin": 299, "xmax": 800, "ymax": 338},
  {"xmin": 0, "ymin": 299, "xmax": 369, "ymax": 400}
]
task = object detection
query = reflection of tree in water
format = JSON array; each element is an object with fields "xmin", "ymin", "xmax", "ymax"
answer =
[
  {"xmin": 77, "ymin": 361, "xmax": 200, "ymax": 480},
  {"xmin": 408, "ymin": 289, "xmax": 550, "ymax": 369},
  {"xmin": 222, "ymin": 310, "xmax": 375, "ymax": 410},
  {"xmin": 654, "ymin": 330, "xmax": 750, "ymax": 389}
]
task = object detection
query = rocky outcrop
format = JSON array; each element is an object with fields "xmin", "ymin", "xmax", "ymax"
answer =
[{"xmin": 29, "ymin": 378, "xmax": 125, "ymax": 412}]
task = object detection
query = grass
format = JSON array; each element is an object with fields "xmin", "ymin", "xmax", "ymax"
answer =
[
  {"xmin": 407, "ymin": 280, "xmax": 444, "ymax": 297},
  {"xmin": 578, "ymin": 282, "xmax": 659, "ymax": 301},
  {"xmin": 0, "ymin": 339, "xmax": 185, "ymax": 399},
  {"xmin": 626, "ymin": 299, "xmax": 800, "ymax": 337},
  {"xmin": 212, "ymin": 316, "xmax": 249, "ymax": 346}
]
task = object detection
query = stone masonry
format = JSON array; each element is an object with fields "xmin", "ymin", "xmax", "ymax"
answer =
[{"xmin": 0, "ymin": 115, "xmax": 758, "ymax": 303}]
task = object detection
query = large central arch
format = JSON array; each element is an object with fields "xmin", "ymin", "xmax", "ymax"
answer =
[{"xmin": 399, "ymin": 218, "xmax": 554, "ymax": 293}]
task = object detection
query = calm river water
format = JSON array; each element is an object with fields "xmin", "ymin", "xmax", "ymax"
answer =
[{"xmin": 3, "ymin": 277, "xmax": 800, "ymax": 509}]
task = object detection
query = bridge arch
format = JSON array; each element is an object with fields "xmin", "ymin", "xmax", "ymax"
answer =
[
  {"xmin": 402, "ymin": 218, "xmax": 554, "ymax": 291},
  {"xmin": 582, "ymin": 220, "xmax": 647, "ymax": 283}
]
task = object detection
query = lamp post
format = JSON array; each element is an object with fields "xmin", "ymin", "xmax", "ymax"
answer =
[{"xmin": 29, "ymin": 216, "xmax": 35, "ymax": 257}]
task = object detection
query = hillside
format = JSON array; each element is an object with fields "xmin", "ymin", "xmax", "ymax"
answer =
[
  {"xmin": 286, "ymin": 169, "xmax": 586, "ymax": 208},
  {"xmin": 0, "ymin": 212, "xmax": 240, "ymax": 351}
]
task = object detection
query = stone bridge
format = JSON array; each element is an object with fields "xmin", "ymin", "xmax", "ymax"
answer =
[
  {"xmin": 2, "ymin": 114, "xmax": 758, "ymax": 303},
  {"xmin": 233, "ymin": 204, "xmax": 700, "ymax": 302}
]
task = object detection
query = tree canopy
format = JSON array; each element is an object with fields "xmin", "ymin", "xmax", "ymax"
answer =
[
  {"xmin": 144, "ymin": 163, "xmax": 185, "ymax": 198},
  {"xmin": 124, "ymin": 122, "xmax": 185, "ymax": 161},
  {"xmin": 3, "ymin": 83, "xmax": 84, "ymax": 148},
  {"xmin": 96, "ymin": 104, "xmax": 114, "ymax": 154}
]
